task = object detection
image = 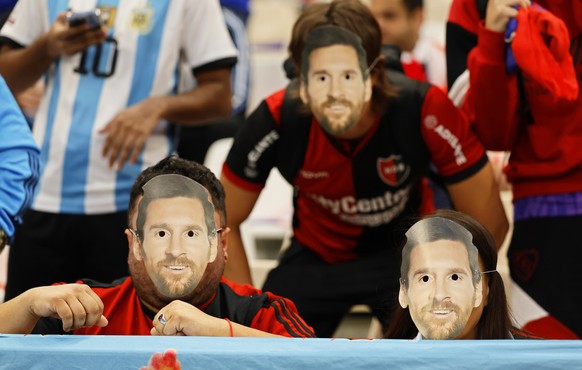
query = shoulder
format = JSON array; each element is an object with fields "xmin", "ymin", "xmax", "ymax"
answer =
[
  {"xmin": 264, "ymin": 88, "xmax": 287, "ymax": 125},
  {"xmin": 220, "ymin": 277, "xmax": 263, "ymax": 296},
  {"xmin": 387, "ymin": 70, "xmax": 432, "ymax": 105}
]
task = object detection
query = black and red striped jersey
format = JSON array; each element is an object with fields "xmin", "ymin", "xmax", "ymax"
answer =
[
  {"xmin": 32, "ymin": 277, "xmax": 315, "ymax": 338},
  {"xmin": 224, "ymin": 76, "xmax": 487, "ymax": 263}
]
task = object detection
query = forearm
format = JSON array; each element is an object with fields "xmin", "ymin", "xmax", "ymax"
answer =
[
  {"xmin": 224, "ymin": 226, "xmax": 254, "ymax": 285},
  {"xmin": 0, "ymin": 39, "xmax": 55, "ymax": 94},
  {"xmin": 152, "ymin": 68, "xmax": 232, "ymax": 125},
  {"xmin": 229, "ymin": 321, "xmax": 282, "ymax": 338},
  {"xmin": 0, "ymin": 290, "xmax": 41, "ymax": 334},
  {"xmin": 447, "ymin": 163, "xmax": 509, "ymax": 249}
]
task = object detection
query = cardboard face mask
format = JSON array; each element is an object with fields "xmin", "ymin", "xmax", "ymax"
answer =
[
  {"xmin": 299, "ymin": 25, "xmax": 373, "ymax": 136},
  {"xmin": 133, "ymin": 174, "xmax": 218, "ymax": 299},
  {"xmin": 398, "ymin": 217, "xmax": 483, "ymax": 339}
]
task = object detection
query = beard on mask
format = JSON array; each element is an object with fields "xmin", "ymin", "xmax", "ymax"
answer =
[
  {"xmin": 312, "ymin": 96, "xmax": 363, "ymax": 135},
  {"xmin": 128, "ymin": 247, "xmax": 225, "ymax": 311}
]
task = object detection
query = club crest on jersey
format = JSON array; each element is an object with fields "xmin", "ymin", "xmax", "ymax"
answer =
[
  {"xmin": 377, "ymin": 155, "xmax": 410, "ymax": 186},
  {"xmin": 130, "ymin": 3, "xmax": 154, "ymax": 34},
  {"xmin": 97, "ymin": 6, "xmax": 117, "ymax": 28}
]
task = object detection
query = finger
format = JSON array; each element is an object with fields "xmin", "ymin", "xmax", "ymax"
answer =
[
  {"xmin": 151, "ymin": 311, "xmax": 168, "ymax": 336},
  {"xmin": 69, "ymin": 30, "xmax": 107, "ymax": 49},
  {"xmin": 53, "ymin": 299, "xmax": 75, "ymax": 332},
  {"xmin": 100, "ymin": 118, "xmax": 119, "ymax": 156},
  {"xmin": 103, "ymin": 130, "xmax": 124, "ymax": 168},
  {"xmin": 97, "ymin": 315, "xmax": 109, "ymax": 327},
  {"xmin": 129, "ymin": 136, "xmax": 147, "ymax": 165},
  {"xmin": 98, "ymin": 121, "xmax": 111, "ymax": 134},
  {"xmin": 101, "ymin": 128, "xmax": 114, "ymax": 157},
  {"xmin": 77, "ymin": 288, "xmax": 105, "ymax": 328},
  {"xmin": 115, "ymin": 135, "xmax": 137, "ymax": 171},
  {"xmin": 60, "ymin": 35, "xmax": 106, "ymax": 56},
  {"xmin": 150, "ymin": 327, "xmax": 160, "ymax": 336},
  {"xmin": 504, "ymin": 7, "xmax": 519, "ymax": 18},
  {"xmin": 64, "ymin": 295, "xmax": 89, "ymax": 330}
]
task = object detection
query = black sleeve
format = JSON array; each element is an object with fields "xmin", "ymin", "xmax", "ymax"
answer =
[
  {"xmin": 0, "ymin": 35, "xmax": 23, "ymax": 49},
  {"xmin": 445, "ymin": 21, "xmax": 478, "ymax": 90},
  {"xmin": 192, "ymin": 56, "xmax": 238, "ymax": 75},
  {"xmin": 224, "ymin": 100, "xmax": 280, "ymax": 187},
  {"xmin": 31, "ymin": 317, "xmax": 68, "ymax": 335}
]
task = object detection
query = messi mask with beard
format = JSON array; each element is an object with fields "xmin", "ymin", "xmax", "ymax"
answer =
[{"xmin": 131, "ymin": 174, "xmax": 220, "ymax": 305}]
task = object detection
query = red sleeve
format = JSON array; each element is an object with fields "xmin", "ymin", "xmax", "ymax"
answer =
[
  {"xmin": 466, "ymin": 24, "xmax": 521, "ymax": 150},
  {"xmin": 421, "ymin": 86, "xmax": 487, "ymax": 183},
  {"xmin": 249, "ymin": 292, "xmax": 316, "ymax": 338}
]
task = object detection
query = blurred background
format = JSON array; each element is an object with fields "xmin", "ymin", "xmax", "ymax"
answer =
[{"xmin": 246, "ymin": 0, "xmax": 453, "ymax": 114}]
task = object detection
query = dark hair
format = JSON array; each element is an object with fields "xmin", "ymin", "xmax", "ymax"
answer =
[
  {"xmin": 402, "ymin": 0, "xmax": 423, "ymax": 12},
  {"xmin": 385, "ymin": 210, "xmax": 513, "ymax": 339},
  {"xmin": 128, "ymin": 156, "xmax": 226, "ymax": 229},
  {"xmin": 399, "ymin": 216, "xmax": 481, "ymax": 288},
  {"xmin": 288, "ymin": 0, "xmax": 396, "ymax": 115},
  {"xmin": 301, "ymin": 25, "xmax": 369, "ymax": 83}
]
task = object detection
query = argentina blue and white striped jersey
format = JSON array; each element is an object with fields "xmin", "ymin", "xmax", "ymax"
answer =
[{"xmin": 0, "ymin": 0, "xmax": 237, "ymax": 214}]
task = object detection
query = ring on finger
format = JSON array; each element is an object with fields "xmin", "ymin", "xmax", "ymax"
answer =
[{"xmin": 158, "ymin": 313, "xmax": 167, "ymax": 325}]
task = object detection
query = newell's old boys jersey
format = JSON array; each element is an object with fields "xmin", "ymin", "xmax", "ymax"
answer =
[
  {"xmin": 224, "ymin": 77, "xmax": 487, "ymax": 263},
  {"xmin": 0, "ymin": 0, "xmax": 237, "ymax": 214}
]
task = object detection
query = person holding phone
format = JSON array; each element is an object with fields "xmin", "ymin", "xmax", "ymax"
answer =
[{"xmin": 0, "ymin": 1, "xmax": 237, "ymax": 300}]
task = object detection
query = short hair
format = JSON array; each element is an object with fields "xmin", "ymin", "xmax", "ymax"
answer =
[
  {"xmin": 400, "ymin": 215, "xmax": 481, "ymax": 288},
  {"xmin": 289, "ymin": 0, "xmax": 396, "ymax": 115},
  {"xmin": 402, "ymin": 0, "xmax": 423, "ymax": 12},
  {"xmin": 300, "ymin": 25, "xmax": 369, "ymax": 83},
  {"xmin": 385, "ymin": 210, "xmax": 513, "ymax": 339},
  {"xmin": 128, "ymin": 156, "xmax": 226, "ymax": 228},
  {"xmin": 135, "ymin": 174, "xmax": 216, "ymax": 241}
]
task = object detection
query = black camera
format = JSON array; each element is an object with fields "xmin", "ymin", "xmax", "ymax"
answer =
[{"xmin": 66, "ymin": 9, "xmax": 102, "ymax": 29}]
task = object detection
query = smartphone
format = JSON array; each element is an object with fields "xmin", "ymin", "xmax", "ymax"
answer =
[{"xmin": 66, "ymin": 9, "xmax": 102, "ymax": 29}]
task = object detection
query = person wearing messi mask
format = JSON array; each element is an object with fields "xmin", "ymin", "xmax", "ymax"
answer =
[
  {"xmin": 221, "ymin": 0, "xmax": 508, "ymax": 338},
  {"xmin": 447, "ymin": 0, "xmax": 582, "ymax": 339},
  {"xmin": 385, "ymin": 210, "xmax": 541, "ymax": 340},
  {"xmin": 7, "ymin": 157, "xmax": 313, "ymax": 337}
]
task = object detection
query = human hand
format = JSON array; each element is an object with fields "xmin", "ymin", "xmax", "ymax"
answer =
[
  {"xmin": 151, "ymin": 301, "xmax": 230, "ymax": 337},
  {"xmin": 99, "ymin": 98, "xmax": 165, "ymax": 170},
  {"xmin": 27, "ymin": 284, "xmax": 108, "ymax": 332},
  {"xmin": 485, "ymin": 0, "xmax": 531, "ymax": 33},
  {"xmin": 45, "ymin": 12, "xmax": 107, "ymax": 59}
]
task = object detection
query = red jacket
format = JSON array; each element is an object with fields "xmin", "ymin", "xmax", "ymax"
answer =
[{"xmin": 448, "ymin": 0, "xmax": 582, "ymax": 200}]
